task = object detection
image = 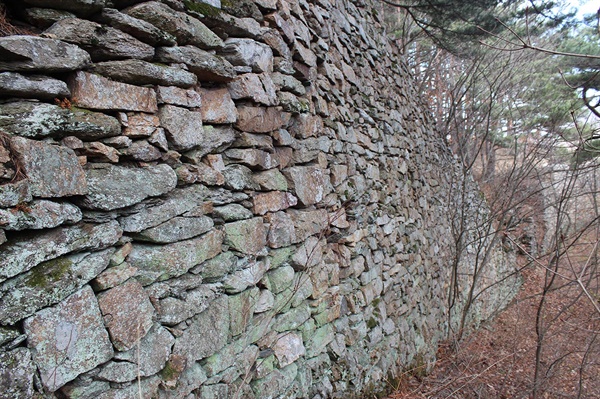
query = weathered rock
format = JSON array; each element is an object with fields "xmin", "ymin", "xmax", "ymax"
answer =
[
  {"xmin": 234, "ymin": 132, "xmax": 274, "ymax": 150},
  {"xmin": 97, "ymin": 279, "xmax": 154, "ymax": 351},
  {"xmin": 212, "ymin": 203, "xmax": 253, "ymax": 221},
  {"xmin": 0, "ymin": 200, "xmax": 82, "ymax": 230},
  {"xmin": 68, "ymin": 71, "xmax": 157, "ymax": 113},
  {"xmin": 289, "ymin": 113, "xmax": 323, "ymax": 138},
  {"xmin": 24, "ymin": 7, "xmax": 76, "ymax": 28},
  {"xmin": 118, "ymin": 184, "xmax": 208, "ymax": 232},
  {"xmin": 273, "ymin": 332, "xmax": 305, "ymax": 367},
  {"xmin": 0, "ymin": 348, "xmax": 36, "ymax": 398},
  {"xmin": 222, "ymin": 258, "xmax": 269, "ymax": 294},
  {"xmin": 193, "ymin": 251, "xmax": 237, "ymax": 282},
  {"xmin": 157, "ymin": 285, "xmax": 219, "ymax": 325},
  {"xmin": 225, "ymin": 148, "xmax": 279, "ymax": 170},
  {"xmin": 77, "ymin": 163, "xmax": 177, "ymax": 211},
  {"xmin": 0, "ymin": 72, "xmax": 69, "ymax": 100},
  {"xmin": 253, "ymin": 169, "xmax": 288, "ymax": 191},
  {"xmin": 228, "ymin": 287, "xmax": 259, "ymax": 336},
  {"xmin": 157, "ymin": 86, "xmax": 202, "ymax": 107},
  {"xmin": 198, "ymin": 88, "xmax": 237, "ymax": 124},
  {"xmin": 113, "ymin": 324, "xmax": 174, "ymax": 376},
  {"xmin": 125, "ymin": 1, "xmax": 223, "ymax": 49},
  {"xmin": 253, "ymin": 191, "xmax": 297, "ymax": 215},
  {"xmin": 0, "ymin": 249, "xmax": 113, "ymax": 325},
  {"xmin": 222, "ymin": 38, "xmax": 273, "ymax": 73},
  {"xmin": 287, "ymin": 209, "xmax": 328, "ymax": 242},
  {"xmin": 261, "ymin": 264, "xmax": 295, "ymax": 294},
  {"xmin": 23, "ymin": 0, "xmax": 105, "ymax": 16},
  {"xmin": 7, "ymin": 135, "xmax": 86, "ymax": 198},
  {"xmin": 23, "ymin": 286, "xmax": 114, "ymax": 392},
  {"xmin": 0, "ymin": 221, "xmax": 121, "ymax": 283},
  {"xmin": 235, "ymin": 106, "xmax": 291, "ymax": 133},
  {"xmin": 120, "ymin": 113, "xmax": 159, "ymax": 138},
  {"xmin": 127, "ymin": 230, "xmax": 223, "ymax": 285},
  {"xmin": 94, "ymin": 8, "xmax": 177, "ymax": 46},
  {"xmin": 0, "ymin": 101, "xmax": 121, "ymax": 140},
  {"xmin": 96, "ymin": 375, "xmax": 161, "ymax": 399},
  {"xmin": 0, "ymin": 178, "xmax": 28, "ymax": 208},
  {"xmin": 89, "ymin": 60, "xmax": 197, "ymax": 88},
  {"xmin": 182, "ymin": 125, "xmax": 237, "ymax": 162},
  {"xmin": 272, "ymin": 72, "xmax": 306, "ymax": 95},
  {"xmin": 155, "ymin": 45, "xmax": 236, "ymax": 82},
  {"xmin": 224, "ymin": 217, "xmax": 267, "ymax": 255},
  {"xmin": 82, "ymin": 141, "xmax": 120, "ymax": 163},
  {"xmin": 158, "ymin": 105, "xmax": 205, "ymax": 151},
  {"xmin": 278, "ymin": 91, "xmax": 309, "ymax": 113},
  {"xmin": 92, "ymin": 262, "xmax": 138, "ymax": 291},
  {"xmin": 120, "ymin": 140, "xmax": 161, "ymax": 161},
  {"xmin": 220, "ymin": 164, "xmax": 259, "ymax": 190},
  {"xmin": 251, "ymin": 363, "xmax": 297, "ymax": 398},
  {"xmin": 0, "ymin": 36, "xmax": 91, "ymax": 72},
  {"xmin": 228, "ymin": 73, "xmax": 277, "ymax": 106},
  {"xmin": 0, "ymin": 230, "xmax": 5, "ymax": 246},
  {"xmin": 176, "ymin": 163, "xmax": 224, "ymax": 186},
  {"xmin": 133, "ymin": 215, "xmax": 213, "ymax": 243},
  {"xmin": 265, "ymin": 211, "xmax": 296, "ymax": 248},
  {"xmin": 255, "ymin": 289, "xmax": 274, "ymax": 313},
  {"xmin": 173, "ymin": 295, "xmax": 229, "ymax": 362},
  {"xmin": 45, "ymin": 18, "xmax": 154, "ymax": 61},
  {"xmin": 284, "ymin": 166, "xmax": 332, "ymax": 206}
]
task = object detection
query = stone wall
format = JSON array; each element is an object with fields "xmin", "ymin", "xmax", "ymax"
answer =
[{"xmin": 0, "ymin": 0, "xmax": 520, "ymax": 398}]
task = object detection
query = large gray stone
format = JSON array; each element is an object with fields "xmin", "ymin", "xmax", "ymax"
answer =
[
  {"xmin": 228, "ymin": 73, "xmax": 277, "ymax": 106},
  {"xmin": 273, "ymin": 332, "xmax": 305, "ymax": 367},
  {"xmin": 0, "ymin": 101, "xmax": 121, "ymax": 140},
  {"xmin": 126, "ymin": 1, "xmax": 223, "ymax": 49},
  {"xmin": 0, "ymin": 249, "xmax": 113, "ymax": 325},
  {"xmin": 9, "ymin": 135, "xmax": 87, "ymax": 198},
  {"xmin": 89, "ymin": 59, "xmax": 197, "ymax": 88},
  {"xmin": 155, "ymin": 46, "xmax": 236, "ymax": 82},
  {"xmin": 24, "ymin": 7, "xmax": 76, "ymax": 28},
  {"xmin": 251, "ymin": 363, "xmax": 297, "ymax": 398},
  {"xmin": 97, "ymin": 279, "xmax": 155, "ymax": 351},
  {"xmin": 45, "ymin": 18, "xmax": 154, "ymax": 61},
  {"xmin": 284, "ymin": 166, "xmax": 332, "ymax": 206},
  {"xmin": 113, "ymin": 324, "xmax": 174, "ymax": 376},
  {"xmin": 0, "ymin": 36, "xmax": 91, "ymax": 72},
  {"xmin": 128, "ymin": 230, "xmax": 223, "ymax": 285},
  {"xmin": 0, "ymin": 72, "xmax": 69, "ymax": 100},
  {"xmin": 69, "ymin": 71, "xmax": 157, "ymax": 113},
  {"xmin": 0, "ymin": 179, "xmax": 31, "ymax": 208},
  {"xmin": 223, "ymin": 217, "xmax": 268, "ymax": 255},
  {"xmin": 221, "ymin": 38, "xmax": 273, "ymax": 73},
  {"xmin": 23, "ymin": 286, "xmax": 114, "ymax": 392},
  {"xmin": 173, "ymin": 295, "xmax": 229, "ymax": 362},
  {"xmin": 0, "ymin": 200, "xmax": 81, "ymax": 230},
  {"xmin": 156, "ymin": 86, "xmax": 202, "ymax": 107},
  {"xmin": 133, "ymin": 215, "xmax": 213, "ymax": 243},
  {"xmin": 182, "ymin": 125, "xmax": 237, "ymax": 162},
  {"xmin": 0, "ymin": 348, "xmax": 36, "ymax": 398},
  {"xmin": 157, "ymin": 285, "xmax": 219, "ymax": 325},
  {"xmin": 158, "ymin": 105, "xmax": 205, "ymax": 151},
  {"xmin": 118, "ymin": 184, "xmax": 209, "ymax": 232},
  {"xmin": 77, "ymin": 163, "xmax": 177, "ymax": 211},
  {"xmin": 0, "ymin": 221, "xmax": 122, "ymax": 283},
  {"xmin": 24, "ymin": 0, "xmax": 105, "ymax": 16},
  {"xmin": 94, "ymin": 8, "xmax": 177, "ymax": 46},
  {"xmin": 222, "ymin": 258, "xmax": 270, "ymax": 294}
]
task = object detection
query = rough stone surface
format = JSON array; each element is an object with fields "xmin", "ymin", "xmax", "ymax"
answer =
[
  {"xmin": 45, "ymin": 18, "xmax": 154, "ymax": 61},
  {"xmin": 69, "ymin": 71, "xmax": 157, "ymax": 113},
  {"xmin": 0, "ymin": 72, "xmax": 70, "ymax": 100},
  {"xmin": 133, "ymin": 215, "xmax": 213, "ymax": 243},
  {"xmin": 127, "ymin": 230, "xmax": 223, "ymax": 285},
  {"xmin": 89, "ymin": 60, "xmax": 197, "ymax": 87},
  {"xmin": 23, "ymin": 0, "xmax": 105, "ymax": 16},
  {"xmin": 222, "ymin": 38, "xmax": 273, "ymax": 73},
  {"xmin": 0, "ymin": 199, "xmax": 82, "ymax": 230},
  {"xmin": 77, "ymin": 163, "xmax": 177, "ymax": 211},
  {"xmin": 155, "ymin": 46, "xmax": 236, "ymax": 82},
  {"xmin": 23, "ymin": 286, "xmax": 114, "ymax": 392},
  {"xmin": 0, "ymin": 36, "xmax": 91, "ymax": 72},
  {"xmin": 126, "ymin": 1, "xmax": 224, "ymax": 49},
  {"xmin": 223, "ymin": 217, "xmax": 267, "ymax": 255},
  {"xmin": 235, "ymin": 106, "xmax": 290, "ymax": 133},
  {"xmin": 0, "ymin": 348, "xmax": 36, "ymax": 398},
  {"xmin": 228, "ymin": 73, "xmax": 277, "ymax": 106},
  {"xmin": 198, "ymin": 88, "xmax": 237, "ymax": 124},
  {"xmin": 0, "ymin": 221, "xmax": 122, "ymax": 283},
  {"xmin": 95, "ymin": 8, "xmax": 177, "ymax": 46},
  {"xmin": 113, "ymin": 324, "xmax": 174, "ymax": 376},
  {"xmin": 158, "ymin": 105, "xmax": 205, "ymax": 151},
  {"xmin": 253, "ymin": 191, "xmax": 297, "ymax": 215},
  {"xmin": 284, "ymin": 166, "xmax": 332, "ymax": 206},
  {"xmin": 97, "ymin": 279, "xmax": 155, "ymax": 351},
  {"xmin": 9, "ymin": 135, "xmax": 87, "ymax": 198},
  {"xmin": 157, "ymin": 86, "xmax": 202, "ymax": 107}
]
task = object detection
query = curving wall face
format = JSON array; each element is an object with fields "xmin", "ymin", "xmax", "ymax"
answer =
[{"xmin": 0, "ymin": 0, "xmax": 519, "ymax": 398}]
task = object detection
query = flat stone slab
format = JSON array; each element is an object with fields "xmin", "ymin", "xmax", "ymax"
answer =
[
  {"xmin": 133, "ymin": 215, "xmax": 214, "ymax": 243},
  {"xmin": 97, "ymin": 279, "xmax": 154, "ymax": 351},
  {"xmin": 0, "ymin": 101, "xmax": 121, "ymax": 140},
  {"xmin": 89, "ymin": 59, "xmax": 197, "ymax": 88},
  {"xmin": 23, "ymin": 286, "xmax": 114, "ymax": 392},
  {"xmin": 77, "ymin": 163, "xmax": 177, "ymax": 211},
  {"xmin": 158, "ymin": 105, "xmax": 205, "ymax": 151},
  {"xmin": 126, "ymin": 1, "xmax": 223, "ymax": 49},
  {"xmin": 128, "ymin": 230, "xmax": 223, "ymax": 285},
  {"xmin": 221, "ymin": 38, "xmax": 273, "ymax": 73},
  {"xmin": 0, "ymin": 199, "xmax": 82, "ymax": 230},
  {"xmin": 0, "ymin": 72, "xmax": 70, "ymax": 100},
  {"xmin": 0, "ymin": 36, "xmax": 91, "ymax": 72},
  {"xmin": 0, "ymin": 348, "xmax": 36, "ymax": 398},
  {"xmin": 45, "ymin": 18, "xmax": 154, "ymax": 61},
  {"xmin": 69, "ymin": 71, "xmax": 158, "ymax": 113},
  {"xmin": 223, "ymin": 217, "xmax": 267, "ymax": 255},
  {"xmin": 95, "ymin": 8, "xmax": 177, "ymax": 46},
  {"xmin": 235, "ymin": 106, "xmax": 290, "ymax": 133},
  {"xmin": 283, "ymin": 165, "xmax": 332, "ymax": 206},
  {"xmin": 9, "ymin": 135, "xmax": 87, "ymax": 198},
  {"xmin": 198, "ymin": 88, "xmax": 237, "ymax": 124},
  {"xmin": 0, "ymin": 249, "xmax": 113, "ymax": 325},
  {"xmin": 0, "ymin": 221, "xmax": 122, "ymax": 283},
  {"xmin": 155, "ymin": 46, "xmax": 236, "ymax": 82},
  {"xmin": 24, "ymin": 0, "xmax": 105, "ymax": 16}
]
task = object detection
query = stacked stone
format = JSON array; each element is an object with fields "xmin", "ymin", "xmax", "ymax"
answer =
[{"xmin": 0, "ymin": 0, "xmax": 519, "ymax": 398}]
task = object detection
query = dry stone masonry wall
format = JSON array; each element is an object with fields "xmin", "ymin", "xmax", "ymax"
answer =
[{"xmin": 0, "ymin": 0, "xmax": 520, "ymax": 398}]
